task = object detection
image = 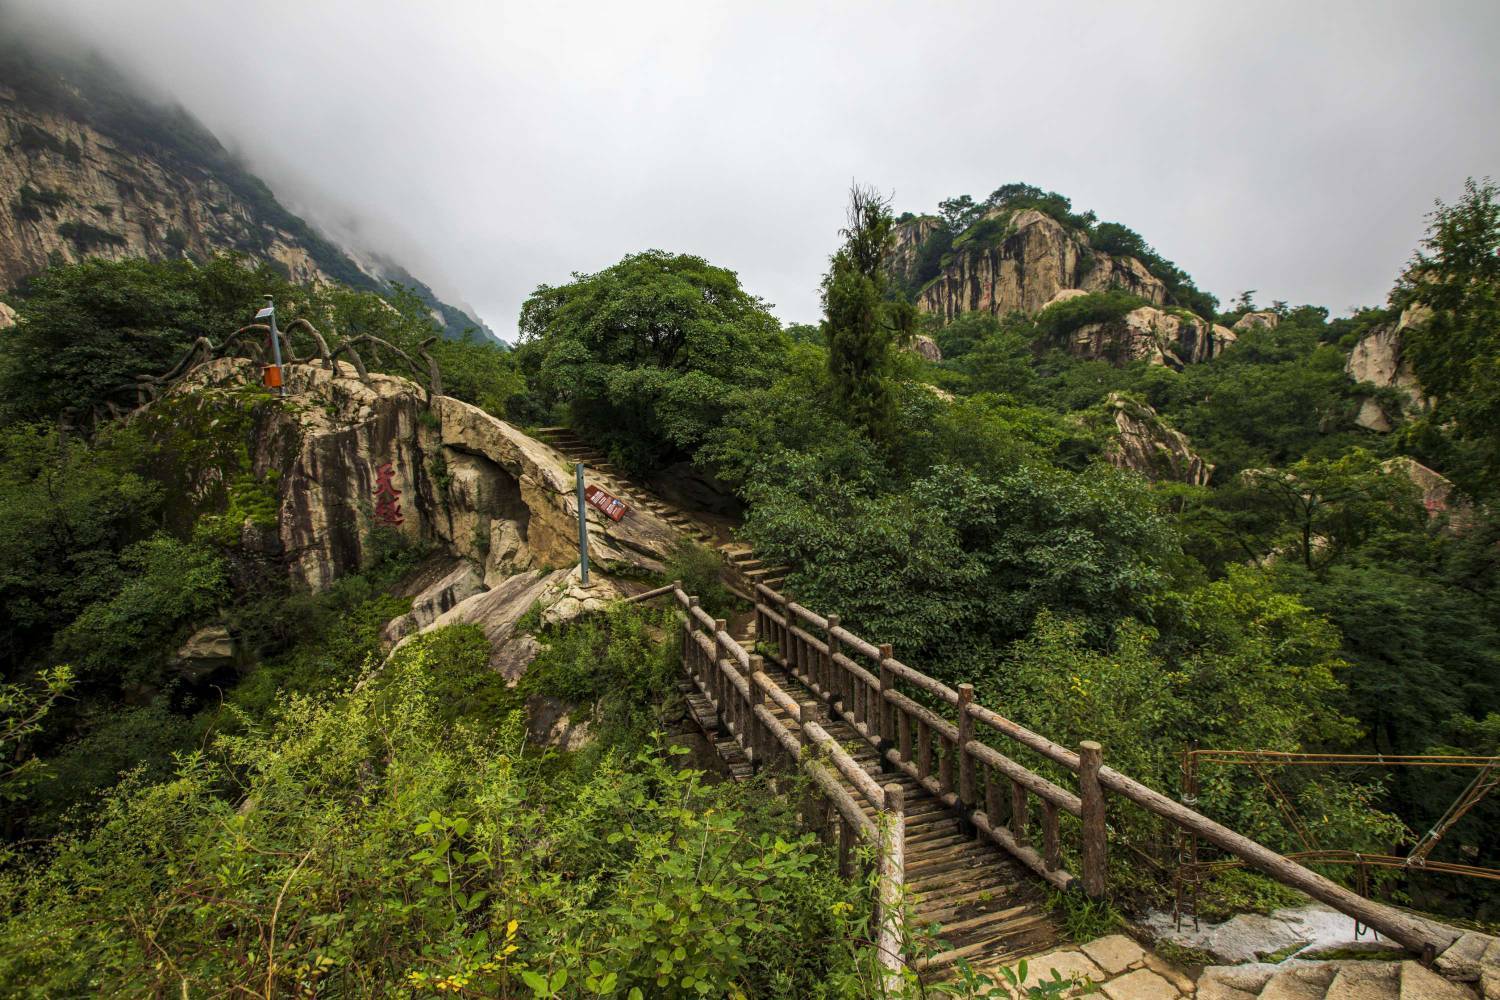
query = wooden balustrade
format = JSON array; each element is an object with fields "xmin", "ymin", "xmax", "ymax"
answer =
[
  {"xmin": 674, "ymin": 587, "xmax": 906, "ymax": 985},
  {"xmin": 747, "ymin": 582, "xmax": 1457, "ymax": 959}
]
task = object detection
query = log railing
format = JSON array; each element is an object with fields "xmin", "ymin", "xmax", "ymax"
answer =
[
  {"xmin": 669, "ymin": 586, "xmax": 907, "ymax": 989},
  {"xmin": 751, "ymin": 583, "xmax": 1459, "ymax": 960}
]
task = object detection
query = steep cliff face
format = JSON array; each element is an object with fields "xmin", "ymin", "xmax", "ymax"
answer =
[
  {"xmin": 0, "ymin": 43, "xmax": 497, "ymax": 341},
  {"xmin": 166, "ymin": 359, "xmax": 679, "ymax": 591},
  {"xmin": 1346, "ymin": 306, "xmax": 1431, "ymax": 432},
  {"xmin": 888, "ymin": 214, "xmax": 942, "ymax": 289},
  {"xmin": 907, "ymin": 209, "xmax": 1167, "ymax": 321}
]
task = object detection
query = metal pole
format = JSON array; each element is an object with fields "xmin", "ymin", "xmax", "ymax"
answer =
[
  {"xmin": 265, "ymin": 295, "xmax": 286, "ymax": 397},
  {"xmin": 575, "ymin": 462, "xmax": 589, "ymax": 585}
]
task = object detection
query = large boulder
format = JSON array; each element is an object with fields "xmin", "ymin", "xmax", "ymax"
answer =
[
  {"xmin": 913, "ymin": 209, "xmax": 1167, "ymax": 321},
  {"xmin": 0, "ymin": 299, "xmax": 15, "ymax": 330},
  {"xmin": 1065, "ymin": 301, "xmax": 1235, "ymax": 369},
  {"xmin": 171, "ymin": 624, "xmax": 237, "ymax": 680},
  {"xmin": 165, "ymin": 359, "xmax": 681, "ymax": 591},
  {"xmin": 1098, "ymin": 394, "xmax": 1212, "ymax": 485},
  {"xmin": 381, "ymin": 558, "xmax": 487, "ymax": 644},
  {"xmin": 909, "ymin": 334, "xmax": 942, "ymax": 362},
  {"xmin": 414, "ymin": 567, "xmax": 570, "ymax": 683},
  {"xmin": 1347, "ymin": 306, "xmax": 1431, "ymax": 432},
  {"xmin": 1383, "ymin": 456, "xmax": 1473, "ymax": 530},
  {"xmin": 1232, "ymin": 310, "xmax": 1280, "ymax": 333}
]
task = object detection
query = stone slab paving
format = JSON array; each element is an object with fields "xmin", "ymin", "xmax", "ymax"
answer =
[
  {"xmin": 990, "ymin": 929, "xmax": 1500, "ymax": 999},
  {"xmin": 985, "ymin": 935, "xmax": 1191, "ymax": 998}
]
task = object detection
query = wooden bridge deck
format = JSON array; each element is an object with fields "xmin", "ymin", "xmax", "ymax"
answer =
[{"xmin": 724, "ymin": 615, "xmax": 1063, "ymax": 975}]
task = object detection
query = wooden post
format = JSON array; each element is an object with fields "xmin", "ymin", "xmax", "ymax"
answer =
[
  {"xmin": 938, "ymin": 735, "xmax": 954, "ymax": 795},
  {"xmin": 877, "ymin": 782, "xmax": 906, "ymax": 994},
  {"xmin": 957, "ymin": 683, "xmax": 975, "ymax": 809},
  {"xmin": 749, "ymin": 654, "xmax": 766, "ymax": 769},
  {"xmin": 1079, "ymin": 740, "xmax": 1107, "ymax": 899},
  {"xmin": 917, "ymin": 719, "xmax": 932, "ymax": 781},
  {"xmin": 825, "ymin": 614, "xmax": 842, "ymax": 716},
  {"xmin": 714, "ymin": 618, "xmax": 728, "ymax": 727},
  {"xmin": 897, "ymin": 704, "xmax": 912, "ymax": 765},
  {"xmin": 1009, "ymin": 779, "xmax": 1029, "ymax": 844},
  {"xmin": 878, "ymin": 643, "xmax": 894, "ymax": 750},
  {"xmin": 799, "ymin": 699, "xmax": 823, "ymax": 836},
  {"xmin": 838, "ymin": 817, "xmax": 853, "ymax": 877},
  {"xmin": 985, "ymin": 769, "xmax": 1001, "ymax": 826},
  {"xmin": 1041, "ymin": 800, "xmax": 1061, "ymax": 871}
]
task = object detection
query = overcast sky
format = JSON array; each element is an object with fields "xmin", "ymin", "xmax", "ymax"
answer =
[{"xmin": 8, "ymin": 0, "xmax": 1500, "ymax": 338}]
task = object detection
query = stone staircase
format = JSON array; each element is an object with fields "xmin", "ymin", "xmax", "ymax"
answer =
[{"xmin": 535, "ymin": 426, "xmax": 717, "ymax": 546}]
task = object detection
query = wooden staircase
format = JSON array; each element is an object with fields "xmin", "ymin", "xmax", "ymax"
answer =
[{"xmin": 687, "ymin": 603, "xmax": 1063, "ymax": 976}]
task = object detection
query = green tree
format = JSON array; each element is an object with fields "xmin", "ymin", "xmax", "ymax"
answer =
[
  {"xmin": 823, "ymin": 185, "xmax": 915, "ymax": 441},
  {"xmin": 516, "ymin": 250, "xmax": 784, "ymax": 472},
  {"xmin": 1399, "ymin": 177, "xmax": 1500, "ymax": 493}
]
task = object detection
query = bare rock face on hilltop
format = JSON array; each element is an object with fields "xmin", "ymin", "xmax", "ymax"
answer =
[
  {"xmin": 1232, "ymin": 310, "xmax": 1281, "ymax": 333},
  {"xmin": 1347, "ymin": 306, "xmax": 1432, "ymax": 432},
  {"xmin": 907, "ymin": 209, "xmax": 1168, "ymax": 321},
  {"xmin": 166, "ymin": 359, "xmax": 680, "ymax": 592},
  {"xmin": 1048, "ymin": 290, "xmax": 1237, "ymax": 369}
]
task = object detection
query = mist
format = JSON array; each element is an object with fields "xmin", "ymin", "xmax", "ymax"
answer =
[{"xmin": 5, "ymin": 0, "xmax": 1498, "ymax": 338}]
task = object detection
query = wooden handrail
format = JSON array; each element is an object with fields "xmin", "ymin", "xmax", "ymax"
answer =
[
  {"xmin": 747, "ymin": 582, "xmax": 1460, "ymax": 959},
  {"xmin": 671, "ymin": 586, "xmax": 908, "ymax": 978}
]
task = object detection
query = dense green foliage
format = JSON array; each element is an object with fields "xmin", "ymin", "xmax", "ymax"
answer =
[
  {"xmin": 1, "ymin": 172, "xmax": 1498, "ymax": 992},
  {"xmin": 514, "ymin": 251, "xmax": 785, "ymax": 472}
]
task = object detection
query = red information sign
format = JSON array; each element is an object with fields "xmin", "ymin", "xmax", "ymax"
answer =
[{"xmin": 584, "ymin": 483, "xmax": 629, "ymax": 522}]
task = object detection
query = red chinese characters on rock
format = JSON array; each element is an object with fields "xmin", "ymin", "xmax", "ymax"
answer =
[{"xmin": 373, "ymin": 462, "xmax": 405, "ymax": 526}]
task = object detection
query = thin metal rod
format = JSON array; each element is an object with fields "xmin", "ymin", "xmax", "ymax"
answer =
[{"xmin": 575, "ymin": 462, "xmax": 589, "ymax": 585}]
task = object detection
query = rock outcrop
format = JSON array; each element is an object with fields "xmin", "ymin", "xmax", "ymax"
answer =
[
  {"xmin": 1346, "ymin": 306, "xmax": 1431, "ymax": 432},
  {"xmin": 1056, "ymin": 293, "xmax": 1236, "ymax": 369},
  {"xmin": 1098, "ymin": 394, "xmax": 1212, "ymax": 485},
  {"xmin": 909, "ymin": 209, "xmax": 1167, "ymax": 321},
  {"xmin": 171, "ymin": 624, "xmax": 237, "ymax": 680},
  {"xmin": 910, "ymin": 334, "xmax": 942, "ymax": 362},
  {"xmin": 166, "ymin": 359, "xmax": 681, "ymax": 591},
  {"xmin": 1232, "ymin": 310, "xmax": 1281, "ymax": 333},
  {"xmin": 0, "ymin": 298, "xmax": 16, "ymax": 329},
  {"xmin": 1383, "ymin": 456, "xmax": 1473, "ymax": 529},
  {"xmin": 0, "ymin": 52, "xmax": 496, "ymax": 340},
  {"xmin": 888, "ymin": 215, "xmax": 942, "ymax": 288},
  {"xmin": 381, "ymin": 558, "xmax": 487, "ymax": 644}
]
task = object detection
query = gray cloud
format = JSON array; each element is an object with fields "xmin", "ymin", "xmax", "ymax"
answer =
[{"xmin": 7, "ymin": 0, "xmax": 1499, "ymax": 336}]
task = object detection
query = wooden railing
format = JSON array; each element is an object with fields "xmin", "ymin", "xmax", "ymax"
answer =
[
  {"xmin": 668, "ymin": 586, "xmax": 907, "ymax": 989},
  {"xmin": 751, "ymin": 583, "xmax": 1460, "ymax": 961}
]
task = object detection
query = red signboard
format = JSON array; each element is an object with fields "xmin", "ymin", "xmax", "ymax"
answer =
[{"xmin": 584, "ymin": 483, "xmax": 629, "ymax": 522}]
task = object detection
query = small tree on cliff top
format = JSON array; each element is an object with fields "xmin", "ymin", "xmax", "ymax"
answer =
[{"xmin": 822, "ymin": 185, "xmax": 914, "ymax": 442}]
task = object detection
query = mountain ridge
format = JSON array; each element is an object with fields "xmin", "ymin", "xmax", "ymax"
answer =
[{"xmin": 0, "ymin": 39, "xmax": 500, "ymax": 343}]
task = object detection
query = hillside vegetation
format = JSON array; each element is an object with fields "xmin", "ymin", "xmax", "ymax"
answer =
[{"xmin": 0, "ymin": 178, "xmax": 1496, "ymax": 994}]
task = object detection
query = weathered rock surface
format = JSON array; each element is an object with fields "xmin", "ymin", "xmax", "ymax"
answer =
[
  {"xmin": 910, "ymin": 334, "xmax": 942, "ymax": 362},
  {"xmin": 1063, "ymin": 298, "xmax": 1236, "ymax": 369},
  {"xmin": 0, "ymin": 93, "xmax": 332, "ymax": 291},
  {"xmin": 0, "ymin": 298, "xmax": 16, "ymax": 329},
  {"xmin": 381, "ymin": 558, "xmax": 486, "ymax": 644},
  {"xmin": 1347, "ymin": 306, "xmax": 1431, "ymax": 432},
  {"xmin": 1099, "ymin": 394, "xmax": 1212, "ymax": 485},
  {"xmin": 911, "ymin": 209, "xmax": 1167, "ymax": 321},
  {"xmin": 1232, "ymin": 310, "xmax": 1281, "ymax": 333},
  {"xmin": 171, "ymin": 624, "xmax": 236, "ymax": 679},
  {"xmin": 415, "ymin": 568, "xmax": 569, "ymax": 682},
  {"xmin": 888, "ymin": 214, "xmax": 943, "ymax": 288},
  {"xmin": 167, "ymin": 359, "xmax": 681, "ymax": 591},
  {"xmin": 1382, "ymin": 456, "xmax": 1473, "ymax": 529}
]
